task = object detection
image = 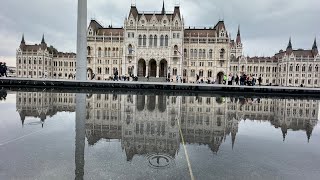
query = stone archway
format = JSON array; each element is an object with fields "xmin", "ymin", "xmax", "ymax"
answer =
[
  {"xmin": 217, "ymin": 72, "xmax": 224, "ymax": 84},
  {"xmin": 138, "ymin": 59, "xmax": 146, "ymax": 77},
  {"xmin": 159, "ymin": 59, "xmax": 167, "ymax": 77},
  {"xmin": 149, "ymin": 59, "xmax": 157, "ymax": 77}
]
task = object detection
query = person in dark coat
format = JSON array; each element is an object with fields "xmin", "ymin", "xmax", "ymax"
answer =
[
  {"xmin": 258, "ymin": 76, "xmax": 262, "ymax": 86},
  {"xmin": 235, "ymin": 75, "xmax": 239, "ymax": 85},
  {"xmin": 0, "ymin": 62, "xmax": 3, "ymax": 77},
  {"xmin": 3, "ymin": 63, "xmax": 7, "ymax": 77}
]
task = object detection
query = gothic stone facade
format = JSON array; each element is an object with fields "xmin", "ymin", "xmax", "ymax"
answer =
[
  {"xmin": 16, "ymin": 3, "xmax": 320, "ymax": 87},
  {"xmin": 87, "ymin": 3, "xmax": 238, "ymax": 82},
  {"xmin": 16, "ymin": 35, "xmax": 76, "ymax": 79}
]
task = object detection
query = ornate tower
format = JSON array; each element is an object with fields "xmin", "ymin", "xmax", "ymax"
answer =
[
  {"xmin": 286, "ymin": 37, "xmax": 293, "ymax": 55},
  {"xmin": 20, "ymin": 34, "xmax": 26, "ymax": 50},
  {"xmin": 40, "ymin": 34, "xmax": 47, "ymax": 50},
  {"xmin": 312, "ymin": 38, "xmax": 318, "ymax": 56}
]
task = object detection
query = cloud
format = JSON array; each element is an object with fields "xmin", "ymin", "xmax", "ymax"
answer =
[{"xmin": 0, "ymin": 0, "xmax": 319, "ymax": 67}]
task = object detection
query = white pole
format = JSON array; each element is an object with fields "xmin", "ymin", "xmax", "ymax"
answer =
[{"xmin": 76, "ymin": 0, "xmax": 87, "ymax": 81}]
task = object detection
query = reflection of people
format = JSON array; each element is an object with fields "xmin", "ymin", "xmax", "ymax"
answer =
[{"xmin": 0, "ymin": 89, "xmax": 7, "ymax": 101}]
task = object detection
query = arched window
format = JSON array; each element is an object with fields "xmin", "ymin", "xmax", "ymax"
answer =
[
  {"xmin": 309, "ymin": 65, "xmax": 312, "ymax": 72},
  {"xmin": 138, "ymin": 35, "xmax": 142, "ymax": 46},
  {"xmin": 302, "ymin": 64, "xmax": 306, "ymax": 72},
  {"xmin": 203, "ymin": 49, "xmax": 206, "ymax": 59},
  {"xmin": 160, "ymin": 35, "xmax": 164, "ymax": 46},
  {"xmin": 289, "ymin": 64, "xmax": 293, "ymax": 71},
  {"xmin": 104, "ymin": 48, "xmax": 108, "ymax": 57},
  {"xmin": 128, "ymin": 67, "xmax": 133, "ymax": 75},
  {"xmin": 199, "ymin": 49, "xmax": 202, "ymax": 59},
  {"xmin": 173, "ymin": 33, "xmax": 176, "ymax": 39},
  {"xmin": 98, "ymin": 47, "xmax": 102, "ymax": 57},
  {"xmin": 183, "ymin": 69, "xmax": 187, "ymax": 76},
  {"xmin": 143, "ymin": 35, "xmax": 147, "ymax": 46},
  {"xmin": 220, "ymin": 48, "xmax": 225, "ymax": 59},
  {"xmin": 184, "ymin": 48, "xmax": 187, "ymax": 57},
  {"xmin": 174, "ymin": 45, "xmax": 178, "ymax": 55},
  {"xmin": 154, "ymin": 35, "xmax": 157, "ymax": 46},
  {"xmin": 130, "ymin": 20, "xmax": 133, "ymax": 26},
  {"xmin": 296, "ymin": 64, "xmax": 300, "ymax": 71},
  {"xmin": 173, "ymin": 68, "xmax": 177, "ymax": 76},
  {"xmin": 175, "ymin": 21, "xmax": 178, "ymax": 27},
  {"xmin": 209, "ymin": 49, "xmax": 213, "ymax": 59},
  {"xmin": 149, "ymin": 35, "xmax": 153, "ymax": 47},
  {"xmin": 105, "ymin": 67, "xmax": 110, "ymax": 74},
  {"xmin": 97, "ymin": 67, "xmax": 102, "ymax": 74},
  {"xmin": 315, "ymin": 65, "xmax": 319, "ymax": 72},
  {"xmin": 128, "ymin": 44, "xmax": 133, "ymax": 54},
  {"xmin": 208, "ymin": 70, "xmax": 212, "ymax": 78},
  {"xmin": 87, "ymin": 46, "xmax": 91, "ymax": 55},
  {"xmin": 194, "ymin": 49, "xmax": 197, "ymax": 58},
  {"xmin": 165, "ymin": 35, "xmax": 169, "ymax": 46},
  {"xmin": 190, "ymin": 49, "xmax": 193, "ymax": 58},
  {"xmin": 199, "ymin": 70, "xmax": 204, "ymax": 77}
]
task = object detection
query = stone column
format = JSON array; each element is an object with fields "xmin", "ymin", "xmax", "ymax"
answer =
[
  {"xmin": 156, "ymin": 62, "xmax": 160, "ymax": 78},
  {"xmin": 145, "ymin": 62, "xmax": 149, "ymax": 77},
  {"xmin": 76, "ymin": 0, "xmax": 87, "ymax": 81}
]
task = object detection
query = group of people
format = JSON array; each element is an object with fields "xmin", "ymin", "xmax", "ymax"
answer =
[
  {"xmin": 224, "ymin": 74, "xmax": 262, "ymax": 86},
  {"xmin": 193, "ymin": 73, "xmax": 263, "ymax": 86},
  {"xmin": 0, "ymin": 62, "xmax": 8, "ymax": 77},
  {"xmin": 110, "ymin": 70, "xmax": 139, "ymax": 81}
]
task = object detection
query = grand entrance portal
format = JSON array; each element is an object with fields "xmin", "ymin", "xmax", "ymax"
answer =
[
  {"xmin": 149, "ymin": 60, "xmax": 157, "ymax": 77},
  {"xmin": 217, "ymin": 72, "xmax": 224, "ymax": 84},
  {"xmin": 138, "ymin": 59, "xmax": 146, "ymax": 77},
  {"xmin": 159, "ymin": 59, "xmax": 167, "ymax": 77}
]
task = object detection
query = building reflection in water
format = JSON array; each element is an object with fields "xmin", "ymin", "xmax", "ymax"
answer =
[{"xmin": 15, "ymin": 92, "xmax": 320, "ymax": 169}]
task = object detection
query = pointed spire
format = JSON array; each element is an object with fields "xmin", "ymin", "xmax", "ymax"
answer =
[
  {"xmin": 236, "ymin": 25, "xmax": 241, "ymax": 44},
  {"xmin": 41, "ymin": 34, "xmax": 46, "ymax": 44},
  {"xmin": 287, "ymin": 37, "xmax": 292, "ymax": 49},
  {"xmin": 312, "ymin": 37, "xmax": 317, "ymax": 49},
  {"xmin": 21, "ymin": 33, "xmax": 25, "ymax": 44},
  {"xmin": 161, "ymin": 0, "xmax": 165, "ymax": 14}
]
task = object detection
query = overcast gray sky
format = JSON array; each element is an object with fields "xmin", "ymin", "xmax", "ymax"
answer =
[{"xmin": 0, "ymin": 0, "xmax": 319, "ymax": 66}]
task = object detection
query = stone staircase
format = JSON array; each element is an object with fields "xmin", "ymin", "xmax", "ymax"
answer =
[{"xmin": 138, "ymin": 77, "xmax": 167, "ymax": 82}]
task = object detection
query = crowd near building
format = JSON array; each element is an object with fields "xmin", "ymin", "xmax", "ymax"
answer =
[
  {"xmin": 16, "ymin": 92, "xmax": 319, "ymax": 158},
  {"xmin": 16, "ymin": 2, "xmax": 320, "ymax": 87}
]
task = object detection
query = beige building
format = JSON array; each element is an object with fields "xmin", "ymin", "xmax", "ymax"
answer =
[
  {"xmin": 16, "ymin": 2, "xmax": 319, "ymax": 87},
  {"xmin": 229, "ymin": 38, "xmax": 320, "ymax": 87},
  {"xmin": 16, "ymin": 34, "xmax": 76, "ymax": 79},
  {"xmin": 87, "ymin": 2, "xmax": 237, "ymax": 82}
]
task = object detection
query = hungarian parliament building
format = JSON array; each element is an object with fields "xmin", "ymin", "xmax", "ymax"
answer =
[
  {"xmin": 16, "ymin": 2, "xmax": 320, "ymax": 87},
  {"xmin": 16, "ymin": 91, "xmax": 318, "ymax": 157}
]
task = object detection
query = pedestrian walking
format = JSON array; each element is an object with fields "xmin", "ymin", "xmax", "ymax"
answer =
[
  {"xmin": 258, "ymin": 76, "xmax": 262, "ymax": 86},
  {"xmin": 235, "ymin": 75, "xmax": 239, "ymax": 85},
  {"xmin": 223, "ymin": 75, "xmax": 227, "ymax": 85},
  {"xmin": 0, "ymin": 62, "xmax": 3, "ymax": 77}
]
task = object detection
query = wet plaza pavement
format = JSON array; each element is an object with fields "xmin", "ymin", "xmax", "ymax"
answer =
[{"xmin": 0, "ymin": 90, "xmax": 320, "ymax": 180}]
